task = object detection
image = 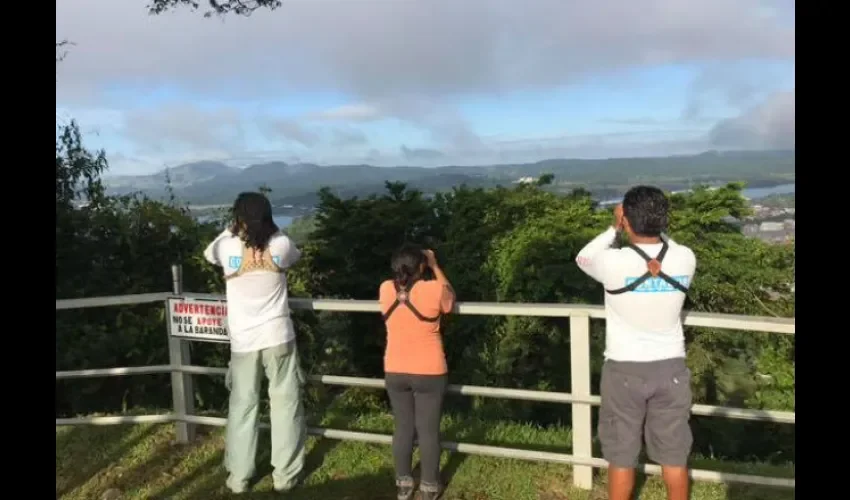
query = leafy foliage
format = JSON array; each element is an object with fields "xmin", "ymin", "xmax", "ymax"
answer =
[
  {"xmin": 285, "ymin": 215, "xmax": 317, "ymax": 245},
  {"xmin": 56, "ymin": 121, "xmax": 223, "ymax": 415},
  {"xmin": 290, "ymin": 179, "xmax": 795, "ymax": 460}
]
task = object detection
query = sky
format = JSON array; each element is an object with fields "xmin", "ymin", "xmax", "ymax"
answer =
[{"xmin": 55, "ymin": 0, "xmax": 795, "ymax": 176}]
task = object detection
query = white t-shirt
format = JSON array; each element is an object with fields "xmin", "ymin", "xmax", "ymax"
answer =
[
  {"xmin": 576, "ymin": 227, "xmax": 696, "ymax": 362},
  {"xmin": 203, "ymin": 230, "xmax": 301, "ymax": 353}
]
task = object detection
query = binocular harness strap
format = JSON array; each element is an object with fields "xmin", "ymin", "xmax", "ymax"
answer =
[
  {"xmin": 605, "ymin": 241, "xmax": 689, "ymax": 295},
  {"xmin": 382, "ymin": 280, "xmax": 441, "ymax": 323}
]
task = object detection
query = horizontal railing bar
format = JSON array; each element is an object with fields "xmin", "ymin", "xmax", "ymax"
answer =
[
  {"xmin": 54, "ymin": 292, "xmax": 795, "ymax": 334},
  {"xmin": 174, "ymin": 366, "xmax": 794, "ymax": 423},
  {"xmin": 55, "ymin": 292, "xmax": 795, "ymax": 334},
  {"xmin": 55, "ymin": 414, "xmax": 174, "ymax": 426},
  {"xmin": 176, "ymin": 414, "xmax": 793, "ymax": 488},
  {"xmin": 176, "ymin": 294, "xmax": 794, "ymax": 334},
  {"xmin": 311, "ymin": 374, "xmax": 600, "ymax": 403},
  {"xmin": 56, "ymin": 365, "xmax": 174, "ymax": 379},
  {"xmin": 681, "ymin": 311, "xmax": 795, "ymax": 334},
  {"xmin": 689, "ymin": 404, "xmax": 794, "ymax": 423},
  {"xmin": 180, "ymin": 365, "xmax": 227, "ymax": 376},
  {"xmin": 55, "ymin": 292, "xmax": 172, "ymax": 310},
  {"xmin": 54, "ymin": 364, "xmax": 796, "ymax": 424}
]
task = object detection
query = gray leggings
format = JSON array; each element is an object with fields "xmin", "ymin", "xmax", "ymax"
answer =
[{"xmin": 385, "ymin": 372, "xmax": 448, "ymax": 487}]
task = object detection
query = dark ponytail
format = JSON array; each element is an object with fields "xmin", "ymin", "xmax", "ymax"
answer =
[
  {"xmin": 231, "ymin": 192, "xmax": 279, "ymax": 251},
  {"xmin": 391, "ymin": 244, "xmax": 426, "ymax": 289}
]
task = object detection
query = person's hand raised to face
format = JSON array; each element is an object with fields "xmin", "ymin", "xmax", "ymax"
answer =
[
  {"xmin": 422, "ymin": 249, "xmax": 438, "ymax": 269},
  {"xmin": 613, "ymin": 203, "xmax": 625, "ymax": 231}
]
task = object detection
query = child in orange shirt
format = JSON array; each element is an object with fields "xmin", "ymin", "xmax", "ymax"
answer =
[{"xmin": 379, "ymin": 245, "xmax": 455, "ymax": 500}]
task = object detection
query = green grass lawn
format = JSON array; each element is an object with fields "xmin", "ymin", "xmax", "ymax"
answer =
[{"xmin": 56, "ymin": 410, "xmax": 794, "ymax": 500}]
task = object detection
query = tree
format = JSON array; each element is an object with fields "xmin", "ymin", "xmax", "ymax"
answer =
[
  {"xmin": 55, "ymin": 121, "xmax": 226, "ymax": 416},
  {"xmin": 148, "ymin": 0, "xmax": 281, "ymax": 17},
  {"xmin": 285, "ymin": 215, "xmax": 317, "ymax": 244},
  {"xmin": 56, "ymin": 40, "xmax": 74, "ymax": 64}
]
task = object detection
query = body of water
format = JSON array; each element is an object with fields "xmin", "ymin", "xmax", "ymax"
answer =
[
  {"xmin": 741, "ymin": 183, "xmax": 795, "ymax": 199},
  {"xmin": 274, "ymin": 215, "xmax": 294, "ymax": 228},
  {"xmin": 600, "ymin": 183, "xmax": 795, "ymax": 206},
  {"xmin": 195, "ymin": 214, "xmax": 294, "ymax": 227}
]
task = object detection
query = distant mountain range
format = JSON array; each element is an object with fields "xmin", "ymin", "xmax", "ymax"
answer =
[{"xmin": 103, "ymin": 150, "xmax": 795, "ymax": 208}]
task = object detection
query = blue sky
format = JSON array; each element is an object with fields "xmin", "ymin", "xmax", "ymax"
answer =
[{"xmin": 56, "ymin": 0, "xmax": 795, "ymax": 176}]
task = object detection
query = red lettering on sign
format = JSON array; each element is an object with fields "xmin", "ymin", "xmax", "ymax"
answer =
[
  {"xmin": 172, "ymin": 301, "xmax": 227, "ymax": 318},
  {"xmin": 196, "ymin": 317, "xmax": 224, "ymax": 327}
]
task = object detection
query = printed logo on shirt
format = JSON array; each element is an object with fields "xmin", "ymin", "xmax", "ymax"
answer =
[
  {"xmin": 623, "ymin": 275, "xmax": 690, "ymax": 293},
  {"xmin": 227, "ymin": 255, "xmax": 282, "ymax": 269}
]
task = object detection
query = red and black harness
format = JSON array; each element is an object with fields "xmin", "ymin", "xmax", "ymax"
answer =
[
  {"xmin": 605, "ymin": 240, "xmax": 689, "ymax": 295},
  {"xmin": 381, "ymin": 280, "xmax": 441, "ymax": 322}
]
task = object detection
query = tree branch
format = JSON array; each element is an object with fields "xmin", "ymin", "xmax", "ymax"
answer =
[
  {"xmin": 56, "ymin": 40, "xmax": 75, "ymax": 63},
  {"xmin": 147, "ymin": 0, "xmax": 282, "ymax": 17},
  {"xmin": 748, "ymin": 289, "xmax": 782, "ymax": 318}
]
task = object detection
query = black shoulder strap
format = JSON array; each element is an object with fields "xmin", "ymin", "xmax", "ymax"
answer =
[
  {"xmin": 606, "ymin": 241, "xmax": 689, "ymax": 295},
  {"xmin": 381, "ymin": 280, "xmax": 441, "ymax": 323}
]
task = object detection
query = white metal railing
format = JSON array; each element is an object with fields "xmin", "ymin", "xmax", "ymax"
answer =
[{"xmin": 55, "ymin": 266, "xmax": 795, "ymax": 490}]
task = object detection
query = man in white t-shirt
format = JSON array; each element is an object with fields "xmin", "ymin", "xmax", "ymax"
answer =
[
  {"xmin": 576, "ymin": 185, "xmax": 696, "ymax": 500},
  {"xmin": 203, "ymin": 192, "xmax": 306, "ymax": 494}
]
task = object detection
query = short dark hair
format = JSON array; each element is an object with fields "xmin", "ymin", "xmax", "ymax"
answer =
[
  {"xmin": 231, "ymin": 192, "xmax": 279, "ymax": 250},
  {"xmin": 391, "ymin": 244, "xmax": 425, "ymax": 289},
  {"xmin": 622, "ymin": 186, "xmax": 669, "ymax": 237}
]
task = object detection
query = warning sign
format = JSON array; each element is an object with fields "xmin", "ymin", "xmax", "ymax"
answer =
[{"xmin": 167, "ymin": 297, "xmax": 230, "ymax": 343}]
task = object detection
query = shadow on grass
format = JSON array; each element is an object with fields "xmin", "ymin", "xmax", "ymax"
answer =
[
  {"xmin": 55, "ymin": 424, "xmax": 160, "ymax": 498},
  {"xmin": 689, "ymin": 457, "xmax": 794, "ymax": 500},
  {"xmin": 724, "ymin": 483, "xmax": 794, "ymax": 500},
  {"xmin": 110, "ymin": 432, "xmax": 216, "ymax": 496},
  {"xmin": 617, "ymin": 455, "xmax": 795, "ymax": 500},
  {"xmin": 147, "ymin": 448, "xmax": 226, "ymax": 499},
  {"xmin": 631, "ymin": 462, "xmax": 794, "ymax": 500},
  {"xmin": 591, "ymin": 469, "xmax": 794, "ymax": 500},
  {"xmin": 249, "ymin": 393, "xmax": 355, "ymax": 489},
  {"xmin": 57, "ymin": 411, "xmax": 796, "ymax": 500},
  {"xmin": 179, "ymin": 466, "xmax": 398, "ymax": 500},
  {"xmin": 440, "ymin": 417, "xmax": 491, "ymax": 490}
]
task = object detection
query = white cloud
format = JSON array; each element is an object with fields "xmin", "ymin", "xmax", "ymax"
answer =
[
  {"xmin": 56, "ymin": 0, "xmax": 795, "ymax": 170},
  {"xmin": 57, "ymin": 0, "xmax": 793, "ymax": 102},
  {"xmin": 305, "ymin": 104, "xmax": 383, "ymax": 122},
  {"xmin": 709, "ymin": 89, "xmax": 795, "ymax": 149}
]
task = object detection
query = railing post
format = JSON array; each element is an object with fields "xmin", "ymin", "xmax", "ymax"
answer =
[
  {"xmin": 168, "ymin": 264, "xmax": 196, "ymax": 443},
  {"xmin": 569, "ymin": 314, "xmax": 593, "ymax": 489}
]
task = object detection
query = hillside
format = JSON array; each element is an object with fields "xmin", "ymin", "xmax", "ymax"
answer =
[{"xmin": 103, "ymin": 150, "xmax": 795, "ymax": 206}]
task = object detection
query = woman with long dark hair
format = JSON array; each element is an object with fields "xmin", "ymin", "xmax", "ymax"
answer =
[
  {"xmin": 202, "ymin": 192, "xmax": 306, "ymax": 494},
  {"xmin": 379, "ymin": 244, "xmax": 456, "ymax": 500}
]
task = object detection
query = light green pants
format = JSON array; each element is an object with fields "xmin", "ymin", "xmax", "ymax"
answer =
[{"xmin": 224, "ymin": 340, "xmax": 307, "ymax": 491}]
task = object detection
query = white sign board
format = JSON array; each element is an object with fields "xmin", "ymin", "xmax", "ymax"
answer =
[{"xmin": 167, "ymin": 296, "xmax": 230, "ymax": 343}]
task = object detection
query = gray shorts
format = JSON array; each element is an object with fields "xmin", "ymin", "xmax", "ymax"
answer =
[{"xmin": 598, "ymin": 357, "xmax": 693, "ymax": 468}]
